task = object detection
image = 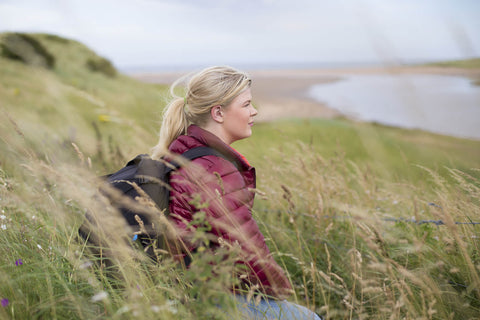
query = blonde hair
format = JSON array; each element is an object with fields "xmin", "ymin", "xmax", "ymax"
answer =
[{"xmin": 151, "ymin": 66, "xmax": 251, "ymax": 159}]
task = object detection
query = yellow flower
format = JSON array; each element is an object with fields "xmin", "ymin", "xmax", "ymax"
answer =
[{"xmin": 98, "ymin": 114, "xmax": 111, "ymax": 123}]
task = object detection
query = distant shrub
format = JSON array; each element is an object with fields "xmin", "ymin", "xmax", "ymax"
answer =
[
  {"xmin": 86, "ymin": 56, "xmax": 117, "ymax": 78},
  {"xmin": 0, "ymin": 32, "xmax": 55, "ymax": 68},
  {"xmin": 429, "ymin": 57, "xmax": 480, "ymax": 69},
  {"xmin": 43, "ymin": 34, "xmax": 70, "ymax": 44}
]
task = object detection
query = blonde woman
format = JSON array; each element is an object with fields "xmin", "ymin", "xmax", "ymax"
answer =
[{"xmin": 153, "ymin": 66, "xmax": 321, "ymax": 319}]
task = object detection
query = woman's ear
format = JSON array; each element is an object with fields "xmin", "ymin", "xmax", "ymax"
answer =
[{"xmin": 210, "ymin": 105, "xmax": 224, "ymax": 123}]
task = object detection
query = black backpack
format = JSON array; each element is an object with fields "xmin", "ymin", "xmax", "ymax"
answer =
[{"xmin": 80, "ymin": 146, "xmax": 235, "ymax": 263}]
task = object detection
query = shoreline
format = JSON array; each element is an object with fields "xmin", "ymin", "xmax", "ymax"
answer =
[{"xmin": 132, "ymin": 66, "xmax": 480, "ymax": 123}]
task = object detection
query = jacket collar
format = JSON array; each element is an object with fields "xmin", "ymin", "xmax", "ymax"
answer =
[{"xmin": 187, "ymin": 125, "xmax": 252, "ymax": 170}]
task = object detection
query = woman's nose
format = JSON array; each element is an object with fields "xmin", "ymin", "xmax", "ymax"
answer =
[{"xmin": 250, "ymin": 104, "xmax": 258, "ymax": 116}]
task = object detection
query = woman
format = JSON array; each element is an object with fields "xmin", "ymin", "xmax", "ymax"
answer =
[{"xmin": 151, "ymin": 66, "xmax": 321, "ymax": 319}]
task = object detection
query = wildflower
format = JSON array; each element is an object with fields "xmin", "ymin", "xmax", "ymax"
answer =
[
  {"xmin": 132, "ymin": 234, "xmax": 138, "ymax": 241},
  {"xmin": 117, "ymin": 306, "xmax": 130, "ymax": 314},
  {"xmin": 15, "ymin": 259, "xmax": 22, "ymax": 266},
  {"xmin": 166, "ymin": 300, "xmax": 178, "ymax": 314},
  {"xmin": 428, "ymin": 202, "xmax": 443, "ymax": 209},
  {"xmin": 1, "ymin": 298, "xmax": 8, "ymax": 307},
  {"xmin": 91, "ymin": 291, "xmax": 108, "ymax": 302},
  {"xmin": 37, "ymin": 244, "xmax": 42, "ymax": 250},
  {"xmin": 1, "ymin": 224, "xmax": 6, "ymax": 230},
  {"xmin": 151, "ymin": 301, "xmax": 178, "ymax": 314},
  {"xmin": 79, "ymin": 260, "xmax": 93, "ymax": 269},
  {"xmin": 98, "ymin": 114, "xmax": 111, "ymax": 123},
  {"xmin": 0, "ymin": 215, "xmax": 5, "ymax": 220}
]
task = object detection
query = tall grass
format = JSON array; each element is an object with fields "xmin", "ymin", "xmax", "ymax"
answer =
[
  {"xmin": 0, "ymin": 121, "xmax": 243, "ymax": 319},
  {"xmin": 251, "ymin": 141, "xmax": 480, "ymax": 319},
  {"xmin": 1, "ymin": 113, "xmax": 479, "ymax": 319}
]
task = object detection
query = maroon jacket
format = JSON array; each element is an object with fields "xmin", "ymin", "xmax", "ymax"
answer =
[{"xmin": 168, "ymin": 125, "xmax": 292, "ymax": 298}]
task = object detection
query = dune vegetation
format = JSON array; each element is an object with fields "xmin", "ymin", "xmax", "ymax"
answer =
[
  {"xmin": 1, "ymin": 33, "xmax": 479, "ymax": 319},
  {"xmin": 426, "ymin": 57, "xmax": 480, "ymax": 69}
]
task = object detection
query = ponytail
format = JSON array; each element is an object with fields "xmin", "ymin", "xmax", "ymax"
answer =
[{"xmin": 151, "ymin": 97, "xmax": 188, "ymax": 159}]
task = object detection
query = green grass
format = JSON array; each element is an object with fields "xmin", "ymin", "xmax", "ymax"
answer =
[
  {"xmin": 234, "ymin": 119, "xmax": 480, "ymax": 185},
  {"xmin": 1, "ymin": 33, "xmax": 480, "ymax": 319},
  {"xmin": 422, "ymin": 57, "xmax": 480, "ymax": 85},
  {"xmin": 426, "ymin": 57, "xmax": 480, "ymax": 69}
]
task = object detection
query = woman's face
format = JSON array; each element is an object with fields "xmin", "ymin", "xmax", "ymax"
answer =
[{"xmin": 221, "ymin": 87, "xmax": 257, "ymax": 144}]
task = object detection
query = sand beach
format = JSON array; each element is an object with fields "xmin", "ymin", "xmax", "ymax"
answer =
[{"xmin": 132, "ymin": 66, "xmax": 480, "ymax": 123}]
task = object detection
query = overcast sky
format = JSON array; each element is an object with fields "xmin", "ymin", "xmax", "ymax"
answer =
[{"xmin": 0, "ymin": 0, "xmax": 479, "ymax": 71}]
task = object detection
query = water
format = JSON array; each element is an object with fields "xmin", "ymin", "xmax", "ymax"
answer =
[{"xmin": 309, "ymin": 74, "xmax": 480, "ymax": 140}]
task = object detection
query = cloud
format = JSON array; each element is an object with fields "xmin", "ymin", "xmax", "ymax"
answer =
[
  {"xmin": 0, "ymin": 0, "xmax": 478, "ymax": 68},
  {"xmin": 0, "ymin": 2, "xmax": 66, "ymax": 30}
]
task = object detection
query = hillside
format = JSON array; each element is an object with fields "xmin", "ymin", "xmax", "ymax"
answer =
[{"xmin": 1, "ymin": 32, "xmax": 167, "ymax": 174}]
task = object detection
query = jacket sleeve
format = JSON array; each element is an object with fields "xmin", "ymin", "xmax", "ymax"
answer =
[{"xmin": 168, "ymin": 156, "xmax": 292, "ymax": 298}]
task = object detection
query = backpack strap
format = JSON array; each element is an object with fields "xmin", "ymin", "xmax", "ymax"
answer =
[{"xmin": 167, "ymin": 146, "xmax": 239, "ymax": 173}]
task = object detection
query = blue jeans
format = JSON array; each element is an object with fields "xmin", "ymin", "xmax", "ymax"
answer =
[{"xmin": 229, "ymin": 294, "xmax": 322, "ymax": 320}]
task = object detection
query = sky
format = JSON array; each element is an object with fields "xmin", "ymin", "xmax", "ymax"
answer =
[{"xmin": 0, "ymin": 0, "xmax": 479, "ymax": 71}]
